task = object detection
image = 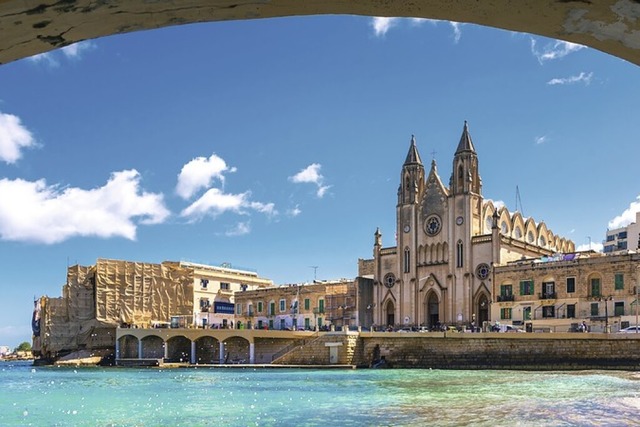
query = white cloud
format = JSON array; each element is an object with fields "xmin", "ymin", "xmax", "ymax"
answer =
[
  {"xmin": 287, "ymin": 205, "xmax": 302, "ymax": 217},
  {"xmin": 450, "ymin": 22, "xmax": 462, "ymax": 43},
  {"xmin": 530, "ymin": 38, "xmax": 586, "ymax": 64},
  {"xmin": 370, "ymin": 17, "xmax": 462, "ymax": 41},
  {"xmin": 289, "ymin": 163, "xmax": 331, "ymax": 198},
  {"xmin": 608, "ymin": 195, "xmax": 640, "ymax": 229},
  {"xmin": 61, "ymin": 41, "xmax": 95, "ymax": 59},
  {"xmin": 487, "ymin": 199, "xmax": 506, "ymax": 210},
  {"xmin": 176, "ymin": 154, "xmax": 236, "ymax": 200},
  {"xmin": 576, "ymin": 242, "xmax": 604, "ymax": 252},
  {"xmin": 0, "ymin": 170, "xmax": 169, "ymax": 244},
  {"xmin": 371, "ymin": 17, "xmax": 399, "ymax": 37},
  {"xmin": 0, "ymin": 112, "xmax": 37, "ymax": 164},
  {"xmin": 180, "ymin": 188, "xmax": 275, "ymax": 221},
  {"xmin": 547, "ymin": 72, "xmax": 593, "ymax": 86},
  {"xmin": 28, "ymin": 41, "xmax": 96, "ymax": 67},
  {"xmin": 225, "ymin": 221, "xmax": 251, "ymax": 237},
  {"xmin": 535, "ymin": 135, "xmax": 548, "ymax": 145},
  {"xmin": 28, "ymin": 52, "xmax": 59, "ymax": 67}
]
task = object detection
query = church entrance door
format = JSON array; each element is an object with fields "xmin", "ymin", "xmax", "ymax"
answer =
[
  {"xmin": 427, "ymin": 294, "xmax": 439, "ymax": 328},
  {"xmin": 478, "ymin": 295, "xmax": 490, "ymax": 326},
  {"xmin": 386, "ymin": 301, "xmax": 395, "ymax": 328}
]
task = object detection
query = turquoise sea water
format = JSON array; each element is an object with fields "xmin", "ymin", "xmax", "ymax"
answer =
[{"xmin": 1, "ymin": 361, "xmax": 640, "ymax": 426}]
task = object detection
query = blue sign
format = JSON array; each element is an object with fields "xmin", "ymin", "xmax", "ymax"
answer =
[{"xmin": 214, "ymin": 302, "xmax": 235, "ymax": 314}]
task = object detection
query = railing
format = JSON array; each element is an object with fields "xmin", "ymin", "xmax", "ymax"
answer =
[
  {"xmin": 538, "ymin": 292, "xmax": 557, "ymax": 300},
  {"xmin": 497, "ymin": 295, "xmax": 514, "ymax": 302}
]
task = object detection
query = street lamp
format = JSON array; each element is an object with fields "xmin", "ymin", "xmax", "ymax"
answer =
[{"xmin": 601, "ymin": 296, "xmax": 613, "ymax": 333}]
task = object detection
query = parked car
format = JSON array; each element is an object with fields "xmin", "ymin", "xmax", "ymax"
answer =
[{"xmin": 617, "ymin": 326, "xmax": 640, "ymax": 333}]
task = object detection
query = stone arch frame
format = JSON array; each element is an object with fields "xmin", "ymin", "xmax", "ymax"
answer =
[
  {"xmin": 3, "ymin": 2, "xmax": 640, "ymax": 67},
  {"xmin": 586, "ymin": 271, "xmax": 604, "ymax": 297},
  {"xmin": 537, "ymin": 222, "xmax": 549, "ymax": 247}
]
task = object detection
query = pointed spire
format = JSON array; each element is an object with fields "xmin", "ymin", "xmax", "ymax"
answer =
[
  {"xmin": 404, "ymin": 135, "xmax": 423, "ymax": 165},
  {"xmin": 455, "ymin": 121, "xmax": 476, "ymax": 154}
]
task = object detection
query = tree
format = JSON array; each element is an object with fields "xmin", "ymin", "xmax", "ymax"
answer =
[{"xmin": 14, "ymin": 342, "xmax": 31, "ymax": 352}]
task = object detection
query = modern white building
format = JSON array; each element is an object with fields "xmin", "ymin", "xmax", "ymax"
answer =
[{"xmin": 604, "ymin": 211, "xmax": 640, "ymax": 254}]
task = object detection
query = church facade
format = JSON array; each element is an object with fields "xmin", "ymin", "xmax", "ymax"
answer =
[{"xmin": 371, "ymin": 122, "xmax": 575, "ymax": 330}]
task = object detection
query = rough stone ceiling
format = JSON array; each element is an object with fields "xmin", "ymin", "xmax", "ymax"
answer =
[{"xmin": 1, "ymin": 0, "xmax": 640, "ymax": 65}]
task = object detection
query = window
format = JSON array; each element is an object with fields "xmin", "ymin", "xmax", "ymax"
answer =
[
  {"xmin": 318, "ymin": 299, "xmax": 325, "ymax": 313},
  {"xmin": 566, "ymin": 277, "xmax": 576, "ymax": 293},
  {"xmin": 567, "ymin": 304, "xmax": 576, "ymax": 318},
  {"xmin": 279, "ymin": 319, "xmax": 285, "ymax": 330},
  {"xmin": 527, "ymin": 231, "xmax": 534, "ymax": 243},
  {"xmin": 200, "ymin": 279, "xmax": 209, "ymax": 289},
  {"xmin": 606, "ymin": 235, "xmax": 615, "ymax": 242},
  {"xmin": 500, "ymin": 308, "xmax": 512, "ymax": 320},
  {"xmin": 199, "ymin": 298, "xmax": 210, "ymax": 311},
  {"xmin": 257, "ymin": 301, "xmax": 263, "ymax": 313},
  {"xmin": 539, "ymin": 236, "xmax": 547, "ymax": 247},
  {"xmin": 618, "ymin": 241, "xmax": 628, "ymax": 250},
  {"xmin": 220, "ymin": 282, "xmax": 230, "ymax": 290},
  {"xmin": 404, "ymin": 248, "xmax": 410, "ymax": 273},
  {"xmin": 615, "ymin": 273, "xmax": 624, "ymax": 290},
  {"xmin": 501, "ymin": 221, "xmax": 508, "ymax": 234},
  {"xmin": 304, "ymin": 298, "xmax": 310, "ymax": 311},
  {"xmin": 268, "ymin": 319, "xmax": 274, "ymax": 329},
  {"xmin": 500, "ymin": 284, "xmax": 513, "ymax": 296},
  {"xmin": 257, "ymin": 320, "xmax": 263, "ymax": 329},
  {"xmin": 619, "ymin": 231, "xmax": 628, "ymax": 239},
  {"xmin": 520, "ymin": 280, "xmax": 534, "ymax": 296},
  {"xmin": 236, "ymin": 303, "xmax": 242, "ymax": 315},
  {"xmin": 456, "ymin": 240, "xmax": 463, "ymax": 268},
  {"xmin": 485, "ymin": 216, "xmax": 493, "ymax": 233},
  {"xmin": 269, "ymin": 302, "xmax": 276, "ymax": 316},
  {"xmin": 279, "ymin": 299, "xmax": 286, "ymax": 312},
  {"xmin": 248, "ymin": 304, "xmax": 253, "ymax": 316},
  {"xmin": 317, "ymin": 317, "xmax": 323, "ymax": 327},
  {"xmin": 590, "ymin": 303, "xmax": 599, "ymax": 316},
  {"xmin": 523, "ymin": 307, "xmax": 531, "ymax": 321},
  {"xmin": 514, "ymin": 227, "xmax": 522, "ymax": 239},
  {"xmin": 304, "ymin": 318, "xmax": 310, "ymax": 329},
  {"xmin": 615, "ymin": 301, "xmax": 624, "ymax": 316},
  {"xmin": 542, "ymin": 306, "xmax": 555, "ymax": 318},
  {"xmin": 590, "ymin": 278, "xmax": 601, "ymax": 297},
  {"xmin": 542, "ymin": 281, "xmax": 555, "ymax": 298}
]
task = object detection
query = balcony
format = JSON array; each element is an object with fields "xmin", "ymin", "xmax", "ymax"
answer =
[
  {"xmin": 497, "ymin": 295, "xmax": 514, "ymax": 302},
  {"xmin": 539, "ymin": 292, "xmax": 557, "ymax": 300}
]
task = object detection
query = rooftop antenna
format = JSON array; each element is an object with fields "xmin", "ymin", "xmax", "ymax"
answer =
[
  {"xmin": 309, "ymin": 266, "xmax": 318, "ymax": 281},
  {"xmin": 515, "ymin": 185, "xmax": 524, "ymax": 216}
]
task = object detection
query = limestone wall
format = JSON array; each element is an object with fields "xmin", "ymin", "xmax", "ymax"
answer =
[
  {"xmin": 360, "ymin": 332, "xmax": 640, "ymax": 370},
  {"xmin": 273, "ymin": 332, "xmax": 363, "ymax": 365}
]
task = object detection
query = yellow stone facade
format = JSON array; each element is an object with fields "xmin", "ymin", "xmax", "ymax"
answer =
[
  {"xmin": 233, "ymin": 280, "xmax": 359, "ymax": 331},
  {"xmin": 493, "ymin": 252, "xmax": 640, "ymax": 332}
]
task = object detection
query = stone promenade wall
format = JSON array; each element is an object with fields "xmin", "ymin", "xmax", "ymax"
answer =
[
  {"xmin": 360, "ymin": 332, "xmax": 640, "ymax": 370},
  {"xmin": 273, "ymin": 332, "xmax": 362, "ymax": 365}
]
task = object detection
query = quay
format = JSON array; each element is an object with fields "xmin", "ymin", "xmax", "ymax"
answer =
[{"xmin": 115, "ymin": 327, "xmax": 640, "ymax": 370}]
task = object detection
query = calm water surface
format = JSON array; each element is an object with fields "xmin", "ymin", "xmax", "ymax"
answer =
[{"xmin": 1, "ymin": 361, "xmax": 640, "ymax": 426}]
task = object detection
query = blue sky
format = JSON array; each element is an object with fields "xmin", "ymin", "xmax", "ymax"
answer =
[{"xmin": 1, "ymin": 15, "xmax": 639, "ymax": 348}]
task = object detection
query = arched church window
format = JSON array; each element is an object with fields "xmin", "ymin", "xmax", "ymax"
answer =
[
  {"xmin": 403, "ymin": 248, "xmax": 410, "ymax": 273},
  {"xmin": 501, "ymin": 221, "xmax": 508, "ymax": 234},
  {"xmin": 527, "ymin": 231, "xmax": 535, "ymax": 243},
  {"xmin": 539, "ymin": 236, "xmax": 547, "ymax": 247},
  {"xmin": 456, "ymin": 240, "xmax": 463, "ymax": 268},
  {"xmin": 514, "ymin": 227, "xmax": 522, "ymax": 239},
  {"xmin": 485, "ymin": 215, "xmax": 492, "ymax": 233}
]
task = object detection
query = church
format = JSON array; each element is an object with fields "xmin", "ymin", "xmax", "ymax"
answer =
[{"xmin": 371, "ymin": 122, "xmax": 575, "ymax": 330}]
